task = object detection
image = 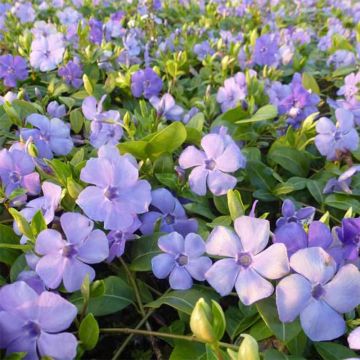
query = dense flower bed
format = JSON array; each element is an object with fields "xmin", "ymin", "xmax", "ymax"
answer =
[{"xmin": 1, "ymin": 0, "xmax": 360, "ymax": 359}]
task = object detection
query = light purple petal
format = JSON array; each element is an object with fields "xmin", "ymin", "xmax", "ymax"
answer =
[
  {"xmin": 290, "ymin": 247, "xmax": 336, "ymax": 285},
  {"xmin": 77, "ymin": 229, "xmax": 109, "ymax": 264},
  {"xmin": 178, "ymin": 146, "xmax": 206, "ymax": 169},
  {"xmin": 185, "ymin": 256, "xmax": 212, "ymax": 281},
  {"xmin": 189, "ymin": 166, "xmax": 208, "ymax": 196},
  {"xmin": 201, "ymin": 133, "xmax": 224, "ymax": 159},
  {"xmin": 35, "ymin": 229, "xmax": 64, "ymax": 255},
  {"xmin": 234, "ymin": 216, "xmax": 270, "ymax": 255},
  {"xmin": 308, "ymin": 221, "xmax": 333, "ymax": 248},
  {"xmin": 169, "ymin": 266, "xmax": 193, "ymax": 290},
  {"xmin": 323, "ymin": 264, "xmax": 360, "ymax": 313},
  {"xmin": 206, "ymin": 226, "xmax": 241, "ymax": 257},
  {"xmin": 348, "ymin": 327, "xmax": 360, "ymax": 350},
  {"xmin": 150, "ymin": 188, "xmax": 175, "ymax": 214},
  {"xmin": 207, "ymin": 170, "xmax": 237, "ymax": 196},
  {"xmin": 300, "ymin": 299, "xmax": 345, "ymax": 341},
  {"xmin": 80, "ymin": 158, "xmax": 113, "ymax": 188},
  {"xmin": 36, "ymin": 254, "xmax": 66, "ymax": 289},
  {"xmin": 215, "ymin": 143, "xmax": 245, "ymax": 172},
  {"xmin": 184, "ymin": 233, "xmax": 206, "ymax": 258},
  {"xmin": 158, "ymin": 232, "xmax": 184, "ymax": 255},
  {"xmin": 60, "ymin": 212, "xmax": 94, "ymax": 245},
  {"xmin": 82, "ymin": 96, "xmax": 98, "ymax": 120},
  {"xmin": 152, "ymin": 253, "xmax": 175, "ymax": 279},
  {"xmin": 205, "ymin": 258, "xmax": 239, "ymax": 296},
  {"xmin": 38, "ymin": 332, "xmax": 77, "ymax": 360},
  {"xmin": 253, "ymin": 243, "xmax": 289, "ymax": 280},
  {"xmin": 276, "ymin": 274, "xmax": 312, "ymax": 322},
  {"xmin": 63, "ymin": 259, "xmax": 95, "ymax": 292}
]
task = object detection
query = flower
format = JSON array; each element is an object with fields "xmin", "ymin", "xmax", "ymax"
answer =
[
  {"xmin": 205, "ymin": 216, "xmax": 289, "ymax": 305},
  {"xmin": 253, "ymin": 34, "xmax": 279, "ymax": 67},
  {"xmin": 0, "ymin": 281, "xmax": 77, "ymax": 360},
  {"xmin": 140, "ymin": 188, "xmax": 198, "ymax": 236},
  {"xmin": 276, "ymin": 199, "xmax": 315, "ymax": 228},
  {"xmin": 216, "ymin": 72, "xmax": 247, "ymax": 112},
  {"xmin": 0, "ymin": 55, "xmax": 28, "ymax": 87},
  {"xmin": 334, "ymin": 217, "xmax": 360, "ymax": 262},
  {"xmin": 58, "ymin": 60, "xmax": 83, "ymax": 89},
  {"xmin": 30, "ymin": 33, "xmax": 65, "ymax": 72},
  {"xmin": 21, "ymin": 114, "xmax": 73, "ymax": 159},
  {"xmin": 348, "ymin": 327, "xmax": 360, "ymax": 350},
  {"xmin": 276, "ymin": 247, "xmax": 360, "ymax": 341},
  {"xmin": 82, "ymin": 96, "xmax": 123, "ymax": 148},
  {"xmin": 327, "ymin": 50, "xmax": 356, "ymax": 70},
  {"xmin": 89, "ymin": 18, "xmax": 103, "ymax": 45},
  {"xmin": 323, "ymin": 165, "xmax": 360, "ymax": 194},
  {"xmin": 178, "ymin": 133, "xmax": 246, "ymax": 196},
  {"xmin": 0, "ymin": 148, "xmax": 40, "ymax": 197},
  {"xmin": 35, "ymin": 212, "xmax": 109, "ymax": 291},
  {"xmin": 47, "ymin": 101, "xmax": 66, "ymax": 118},
  {"xmin": 193, "ymin": 41, "xmax": 214, "ymax": 61},
  {"xmin": 337, "ymin": 72, "xmax": 360, "ymax": 101},
  {"xmin": 12, "ymin": 2, "xmax": 35, "ymax": 23},
  {"xmin": 77, "ymin": 145, "xmax": 151, "ymax": 231},
  {"xmin": 17, "ymin": 270, "xmax": 46, "ymax": 295},
  {"xmin": 150, "ymin": 93, "xmax": 184, "ymax": 121},
  {"xmin": 14, "ymin": 181, "xmax": 62, "ymax": 244},
  {"xmin": 131, "ymin": 68, "xmax": 163, "ymax": 99},
  {"xmin": 151, "ymin": 232, "xmax": 212, "ymax": 290},
  {"xmin": 315, "ymin": 108, "xmax": 359, "ymax": 160}
]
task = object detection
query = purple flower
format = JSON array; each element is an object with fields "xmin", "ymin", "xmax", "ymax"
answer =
[
  {"xmin": 17, "ymin": 270, "xmax": 46, "ymax": 294},
  {"xmin": 0, "ymin": 91, "xmax": 17, "ymax": 105},
  {"xmin": 335, "ymin": 217, "xmax": 360, "ymax": 262},
  {"xmin": 216, "ymin": 72, "xmax": 247, "ymax": 112},
  {"xmin": 150, "ymin": 93, "xmax": 184, "ymax": 121},
  {"xmin": 57, "ymin": 7, "xmax": 82, "ymax": 25},
  {"xmin": 323, "ymin": 165, "xmax": 360, "ymax": 194},
  {"xmin": 315, "ymin": 108, "xmax": 359, "ymax": 160},
  {"xmin": 77, "ymin": 145, "xmax": 151, "ymax": 231},
  {"xmin": 131, "ymin": 68, "xmax": 163, "ymax": 99},
  {"xmin": 14, "ymin": 181, "xmax": 62, "ymax": 243},
  {"xmin": 47, "ymin": 101, "xmax": 66, "ymax": 118},
  {"xmin": 337, "ymin": 72, "xmax": 360, "ymax": 101},
  {"xmin": 30, "ymin": 33, "xmax": 65, "ymax": 72},
  {"xmin": 89, "ymin": 18, "xmax": 103, "ymax": 45},
  {"xmin": 205, "ymin": 216, "xmax": 289, "ymax": 305},
  {"xmin": 35, "ymin": 212, "xmax": 109, "ymax": 291},
  {"xmin": 276, "ymin": 199, "xmax": 315, "ymax": 228},
  {"xmin": 348, "ymin": 327, "xmax": 360, "ymax": 350},
  {"xmin": 0, "ymin": 148, "xmax": 40, "ymax": 197},
  {"xmin": 107, "ymin": 219, "xmax": 140, "ymax": 262},
  {"xmin": 0, "ymin": 55, "xmax": 28, "ymax": 87},
  {"xmin": 276, "ymin": 247, "xmax": 360, "ymax": 341},
  {"xmin": 21, "ymin": 114, "xmax": 73, "ymax": 159},
  {"xmin": 327, "ymin": 50, "xmax": 356, "ymax": 69},
  {"xmin": 152, "ymin": 232, "xmax": 212, "ymax": 290},
  {"xmin": 12, "ymin": 2, "xmax": 35, "ymax": 23},
  {"xmin": 183, "ymin": 107, "xmax": 199, "ymax": 124},
  {"xmin": 253, "ymin": 34, "xmax": 279, "ymax": 67},
  {"xmin": 82, "ymin": 96, "xmax": 123, "ymax": 148},
  {"xmin": 140, "ymin": 188, "xmax": 198, "ymax": 236},
  {"xmin": 193, "ymin": 41, "xmax": 214, "ymax": 61},
  {"xmin": 179, "ymin": 133, "xmax": 246, "ymax": 196},
  {"xmin": 58, "ymin": 60, "xmax": 83, "ymax": 89},
  {"xmin": 0, "ymin": 281, "xmax": 77, "ymax": 360}
]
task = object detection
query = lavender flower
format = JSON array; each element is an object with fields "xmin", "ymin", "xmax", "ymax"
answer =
[
  {"xmin": 140, "ymin": 188, "xmax": 198, "ymax": 236},
  {"xmin": 253, "ymin": 34, "xmax": 279, "ymax": 67},
  {"xmin": 152, "ymin": 232, "xmax": 212, "ymax": 290},
  {"xmin": 82, "ymin": 96, "xmax": 123, "ymax": 148},
  {"xmin": 315, "ymin": 108, "xmax": 359, "ymax": 160},
  {"xmin": 30, "ymin": 33, "xmax": 65, "ymax": 72},
  {"xmin": 150, "ymin": 93, "xmax": 184, "ymax": 121},
  {"xmin": 0, "ymin": 281, "xmax": 77, "ymax": 359},
  {"xmin": 327, "ymin": 50, "xmax": 356, "ymax": 70},
  {"xmin": 276, "ymin": 199, "xmax": 315, "ymax": 228},
  {"xmin": 216, "ymin": 72, "xmax": 247, "ymax": 112},
  {"xmin": 47, "ymin": 101, "xmax": 66, "ymax": 118},
  {"xmin": 276, "ymin": 247, "xmax": 360, "ymax": 341},
  {"xmin": 89, "ymin": 18, "xmax": 103, "ymax": 45},
  {"xmin": 131, "ymin": 68, "xmax": 163, "ymax": 99},
  {"xmin": 0, "ymin": 148, "xmax": 40, "ymax": 197},
  {"xmin": 17, "ymin": 270, "xmax": 46, "ymax": 295},
  {"xmin": 58, "ymin": 60, "xmax": 83, "ymax": 89},
  {"xmin": 35, "ymin": 212, "xmax": 109, "ymax": 291},
  {"xmin": 337, "ymin": 72, "xmax": 360, "ymax": 101},
  {"xmin": 205, "ymin": 216, "xmax": 289, "ymax": 305},
  {"xmin": 323, "ymin": 165, "xmax": 360, "ymax": 194},
  {"xmin": 0, "ymin": 55, "xmax": 28, "ymax": 87},
  {"xmin": 77, "ymin": 145, "xmax": 151, "ymax": 231},
  {"xmin": 179, "ymin": 133, "xmax": 246, "ymax": 196},
  {"xmin": 12, "ymin": 2, "xmax": 35, "ymax": 23},
  {"xmin": 21, "ymin": 114, "xmax": 73, "ymax": 159},
  {"xmin": 193, "ymin": 41, "xmax": 214, "ymax": 61}
]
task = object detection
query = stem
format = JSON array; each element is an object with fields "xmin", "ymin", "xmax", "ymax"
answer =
[{"xmin": 100, "ymin": 328, "xmax": 239, "ymax": 351}]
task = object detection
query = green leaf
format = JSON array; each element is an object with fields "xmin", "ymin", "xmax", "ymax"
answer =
[
  {"xmin": 256, "ymin": 297, "xmax": 301, "ymax": 343},
  {"xmin": 146, "ymin": 287, "xmax": 219, "ymax": 315},
  {"xmin": 263, "ymin": 349, "xmax": 306, "ymax": 360},
  {"xmin": 325, "ymin": 194, "xmax": 360, "ymax": 213},
  {"xmin": 268, "ymin": 146, "xmax": 310, "ymax": 177},
  {"xmin": 302, "ymin": 72, "xmax": 320, "ymax": 94},
  {"xmin": 45, "ymin": 159, "xmax": 72, "ymax": 186},
  {"xmin": 0, "ymin": 225, "xmax": 21, "ymax": 265},
  {"xmin": 79, "ymin": 313, "xmax": 99, "ymax": 350},
  {"xmin": 8, "ymin": 208, "xmax": 34, "ymax": 241},
  {"xmin": 10, "ymin": 254, "xmax": 27, "ymax": 282},
  {"xmin": 4, "ymin": 352, "xmax": 27, "ymax": 360},
  {"xmin": 314, "ymin": 342, "xmax": 358, "ymax": 360},
  {"xmin": 70, "ymin": 276, "xmax": 134, "ymax": 316},
  {"xmin": 211, "ymin": 300, "xmax": 226, "ymax": 341},
  {"xmin": 70, "ymin": 109, "xmax": 84, "ymax": 133},
  {"xmin": 306, "ymin": 180, "xmax": 324, "ymax": 204},
  {"xmin": 130, "ymin": 233, "xmax": 161, "ymax": 271},
  {"xmin": 30, "ymin": 210, "xmax": 47, "ymax": 237},
  {"xmin": 246, "ymin": 160, "xmax": 278, "ymax": 191},
  {"xmin": 236, "ymin": 105, "xmax": 277, "ymax": 124},
  {"xmin": 118, "ymin": 140, "xmax": 148, "ymax": 159},
  {"xmin": 227, "ymin": 190, "xmax": 246, "ymax": 220},
  {"xmin": 170, "ymin": 341, "xmax": 205, "ymax": 360},
  {"xmin": 147, "ymin": 122, "xmax": 187, "ymax": 159}
]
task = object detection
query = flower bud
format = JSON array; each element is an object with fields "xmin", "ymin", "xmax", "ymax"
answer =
[{"xmin": 238, "ymin": 334, "xmax": 259, "ymax": 360}]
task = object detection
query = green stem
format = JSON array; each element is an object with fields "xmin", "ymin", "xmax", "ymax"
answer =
[{"xmin": 100, "ymin": 328, "xmax": 239, "ymax": 351}]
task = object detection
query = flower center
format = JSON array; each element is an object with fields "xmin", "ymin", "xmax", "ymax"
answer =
[
  {"xmin": 334, "ymin": 130, "xmax": 342, "ymax": 141},
  {"xmin": 176, "ymin": 254, "xmax": 188, "ymax": 266},
  {"xmin": 235, "ymin": 252, "xmax": 252, "ymax": 268},
  {"xmin": 204, "ymin": 159, "xmax": 216, "ymax": 170},
  {"xmin": 62, "ymin": 244, "xmax": 77, "ymax": 258},
  {"xmin": 312, "ymin": 284, "xmax": 325, "ymax": 299},
  {"xmin": 164, "ymin": 214, "xmax": 175, "ymax": 225},
  {"xmin": 9, "ymin": 171, "xmax": 21, "ymax": 184},
  {"xmin": 23, "ymin": 321, "xmax": 41, "ymax": 338},
  {"xmin": 104, "ymin": 186, "xmax": 120, "ymax": 200}
]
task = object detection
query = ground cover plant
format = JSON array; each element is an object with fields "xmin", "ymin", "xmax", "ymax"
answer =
[{"xmin": 1, "ymin": 0, "xmax": 360, "ymax": 359}]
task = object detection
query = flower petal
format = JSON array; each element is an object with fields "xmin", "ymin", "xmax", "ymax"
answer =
[
  {"xmin": 206, "ymin": 226, "xmax": 241, "ymax": 257},
  {"xmin": 77, "ymin": 229, "xmax": 109, "ymax": 264},
  {"xmin": 184, "ymin": 233, "xmax": 206, "ymax": 258},
  {"xmin": 186, "ymin": 257, "xmax": 212, "ymax": 281},
  {"xmin": 60, "ymin": 212, "xmax": 94, "ymax": 245},
  {"xmin": 179, "ymin": 146, "xmax": 206, "ymax": 169},
  {"xmin": 151, "ymin": 253, "xmax": 175, "ymax": 279},
  {"xmin": 62, "ymin": 259, "xmax": 95, "ymax": 292},
  {"xmin": 158, "ymin": 232, "xmax": 184, "ymax": 255},
  {"xmin": 189, "ymin": 166, "xmax": 208, "ymax": 196},
  {"xmin": 207, "ymin": 170, "xmax": 237, "ymax": 196},
  {"xmin": 38, "ymin": 332, "xmax": 77, "ymax": 360},
  {"xmin": 169, "ymin": 267, "xmax": 193, "ymax": 290}
]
